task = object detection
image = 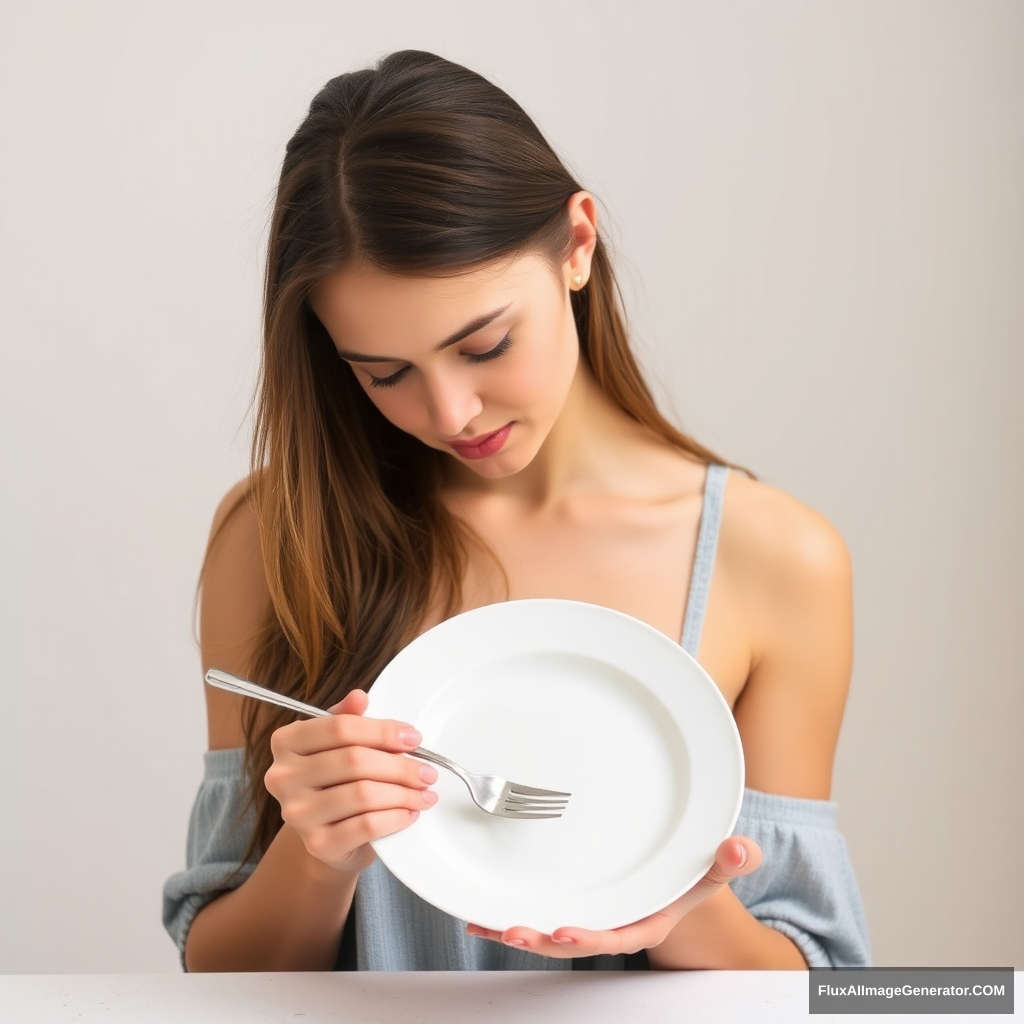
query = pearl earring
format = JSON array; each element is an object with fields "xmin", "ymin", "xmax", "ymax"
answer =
[{"xmin": 570, "ymin": 274, "xmax": 587, "ymax": 291}]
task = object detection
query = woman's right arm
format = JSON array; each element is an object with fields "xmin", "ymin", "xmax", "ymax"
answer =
[{"xmin": 183, "ymin": 480, "xmax": 437, "ymax": 972}]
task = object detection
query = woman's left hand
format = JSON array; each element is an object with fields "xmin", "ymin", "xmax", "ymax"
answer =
[{"xmin": 465, "ymin": 835, "xmax": 761, "ymax": 958}]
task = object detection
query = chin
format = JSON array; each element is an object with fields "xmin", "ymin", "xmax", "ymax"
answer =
[
  {"xmin": 458, "ymin": 440, "xmax": 541, "ymax": 479},
  {"xmin": 461, "ymin": 455, "xmax": 531, "ymax": 479}
]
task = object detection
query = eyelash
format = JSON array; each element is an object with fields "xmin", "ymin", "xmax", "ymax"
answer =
[
  {"xmin": 466, "ymin": 336, "xmax": 512, "ymax": 364},
  {"xmin": 367, "ymin": 367, "xmax": 410, "ymax": 390},
  {"xmin": 367, "ymin": 336, "xmax": 513, "ymax": 389}
]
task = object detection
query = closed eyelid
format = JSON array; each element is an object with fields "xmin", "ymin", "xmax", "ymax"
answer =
[
  {"xmin": 347, "ymin": 335, "xmax": 512, "ymax": 372},
  {"xmin": 365, "ymin": 365, "xmax": 410, "ymax": 389},
  {"xmin": 464, "ymin": 336, "xmax": 512, "ymax": 362},
  {"xmin": 345, "ymin": 332, "xmax": 513, "ymax": 392}
]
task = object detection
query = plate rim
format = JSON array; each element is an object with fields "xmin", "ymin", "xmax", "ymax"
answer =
[{"xmin": 369, "ymin": 597, "xmax": 745, "ymax": 932}]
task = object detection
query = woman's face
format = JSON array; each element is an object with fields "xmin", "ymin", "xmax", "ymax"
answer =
[{"xmin": 310, "ymin": 254, "xmax": 582, "ymax": 479}]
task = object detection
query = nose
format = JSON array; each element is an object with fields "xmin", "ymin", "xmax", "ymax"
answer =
[{"xmin": 423, "ymin": 371, "xmax": 484, "ymax": 438}]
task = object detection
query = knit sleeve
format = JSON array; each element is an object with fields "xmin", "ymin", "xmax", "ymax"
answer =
[
  {"xmin": 730, "ymin": 787, "xmax": 871, "ymax": 967},
  {"xmin": 161, "ymin": 748, "xmax": 257, "ymax": 967}
]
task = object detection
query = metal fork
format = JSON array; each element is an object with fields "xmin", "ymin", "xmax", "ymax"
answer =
[{"xmin": 205, "ymin": 668, "xmax": 570, "ymax": 819}]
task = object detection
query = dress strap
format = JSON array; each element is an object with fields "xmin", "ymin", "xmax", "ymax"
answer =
[{"xmin": 680, "ymin": 464, "xmax": 729, "ymax": 656}]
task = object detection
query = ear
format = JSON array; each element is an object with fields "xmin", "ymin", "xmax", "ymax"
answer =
[{"xmin": 562, "ymin": 191, "xmax": 598, "ymax": 291}]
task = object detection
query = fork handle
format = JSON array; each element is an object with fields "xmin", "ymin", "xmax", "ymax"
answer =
[
  {"xmin": 403, "ymin": 746, "xmax": 468, "ymax": 779},
  {"xmin": 205, "ymin": 668, "xmax": 448, "ymax": 769},
  {"xmin": 205, "ymin": 668, "xmax": 332, "ymax": 719}
]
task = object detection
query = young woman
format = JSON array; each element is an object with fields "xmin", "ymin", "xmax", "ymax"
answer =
[{"xmin": 164, "ymin": 49, "xmax": 869, "ymax": 972}]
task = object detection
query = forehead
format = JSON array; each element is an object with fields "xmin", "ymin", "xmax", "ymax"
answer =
[{"xmin": 310, "ymin": 255, "xmax": 553, "ymax": 352}]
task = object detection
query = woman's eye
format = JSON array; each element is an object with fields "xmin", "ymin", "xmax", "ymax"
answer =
[
  {"xmin": 368, "ymin": 366, "xmax": 410, "ymax": 389},
  {"xmin": 465, "ymin": 337, "xmax": 512, "ymax": 364},
  {"xmin": 363, "ymin": 336, "xmax": 511, "ymax": 388}
]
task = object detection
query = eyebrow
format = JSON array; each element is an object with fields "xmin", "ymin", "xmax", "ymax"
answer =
[{"xmin": 335, "ymin": 304, "xmax": 512, "ymax": 363}]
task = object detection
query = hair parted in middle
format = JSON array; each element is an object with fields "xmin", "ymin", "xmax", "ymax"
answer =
[{"xmin": 221, "ymin": 49, "xmax": 728, "ymax": 855}]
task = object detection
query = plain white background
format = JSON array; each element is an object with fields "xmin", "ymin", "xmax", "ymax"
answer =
[{"xmin": 1, "ymin": 0, "xmax": 1020, "ymax": 973}]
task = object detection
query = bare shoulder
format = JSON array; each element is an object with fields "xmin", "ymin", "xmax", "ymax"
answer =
[
  {"xmin": 717, "ymin": 472, "xmax": 853, "ymax": 798},
  {"xmin": 209, "ymin": 475, "xmax": 258, "ymax": 538},
  {"xmin": 199, "ymin": 475, "xmax": 271, "ymax": 749},
  {"xmin": 203, "ymin": 475, "xmax": 267, "ymax": 613},
  {"xmin": 717, "ymin": 471, "xmax": 852, "ymax": 599}
]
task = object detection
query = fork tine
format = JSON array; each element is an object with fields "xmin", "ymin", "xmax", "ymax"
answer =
[
  {"xmin": 506, "ymin": 784, "xmax": 572, "ymax": 798},
  {"xmin": 499, "ymin": 808, "xmax": 564, "ymax": 819},
  {"xmin": 502, "ymin": 795, "xmax": 568, "ymax": 816},
  {"xmin": 504, "ymin": 794, "xmax": 569, "ymax": 807}
]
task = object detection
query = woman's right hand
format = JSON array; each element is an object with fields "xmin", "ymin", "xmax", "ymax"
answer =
[{"xmin": 263, "ymin": 689, "xmax": 438, "ymax": 875}]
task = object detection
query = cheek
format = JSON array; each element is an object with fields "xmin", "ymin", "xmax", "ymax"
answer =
[
  {"xmin": 504, "ymin": 311, "xmax": 579, "ymax": 406},
  {"xmin": 528, "ymin": 319, "xmax": 579, "ymax": 404},
  {"xmin": 520, "ymin": 355, "xmax": 572, "ymax": 409}
]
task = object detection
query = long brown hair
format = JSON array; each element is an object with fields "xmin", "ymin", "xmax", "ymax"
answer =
[{"xmin": 225, "ymin": 50, "xmax": 731, "ymax": 856}]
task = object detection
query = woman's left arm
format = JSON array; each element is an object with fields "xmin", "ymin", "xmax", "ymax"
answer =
[
  {"xmin": 653, "ymin": 482, "xmax": 856, "ymax": 968},
  {"xmin": 469, "ymin": 480, "xmax": 855, "ymax": 967}
]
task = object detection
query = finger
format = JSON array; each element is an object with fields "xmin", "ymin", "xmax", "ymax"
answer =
[
  {"xmin": 642, "ymin": 837, "xmax": 760, "ymax": 925},
  {"xmin": 271, "ymin": 710, "xmax": 424, "ymax": 758},
  {"xmin": 270, "ymin": 745, "xmax": 439, "ymax": 793},
  {"xmin": 327, "ymin": 689, "xmax": 368, "ymax": 716},
  {"xmin": 544, "ymin": 918, "xmax": 659, "ymax": 957},
  {"xmin": 699, "ymin": 836, "xmax": 762, "ymax": 888},
  {"xmin": 529, "ymin": 917, "xmax": 664, "ymax": 958},
  {"xmin": 646, "ymin": 836, "xmax": 762, "ymax": 922},
  {"xmin": 493, "ymin": 927, "xmax": 549, "ymax": 953},
  {"xmin": 466, "ymin": 925, "xmax": 551, "ymax": 953},
  {"xmin": 285, "ymin": 778, "xmax": 439, "ymax": 831},
  {"xmin": 305, "ymin": 807, "xmax": 425, "ymax": 868},
  {"xmin": 467, "ymin": 923, "xmax": 646, "ymax": 960},
  {"xmin": 328, "ymin": 778, "xmax": 439, "ymax": 821},
  {"xmin": 279, "ymin": 779, "xmax": 438, "ymax": 863}
]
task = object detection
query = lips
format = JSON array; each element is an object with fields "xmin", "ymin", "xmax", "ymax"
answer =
[{"xmin": 447, "ymin": 423, "xmax": 513, "ymax": 460}]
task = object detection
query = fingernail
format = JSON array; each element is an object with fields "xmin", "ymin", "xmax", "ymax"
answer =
[
  {"xmin": 503, "ymin": 938, "xmax": 526, "ymax": 948},
  {"xmin": 551, "ymin": 936, "xmax": 575, "ymax": 945},
  {"xmin": 421, "ymin": 789, "xmax": 438, "ymax": 807},
  {"xmin": 399, "ymin": 727, "xmax": 422, "ymax": 746},
  {"xmin": 418, "ymin": 763, "xmax": 438, "ymax": 784},
  {"xmin": 736, "ymin": 843, "xmax": 747, "ymax": 868}
]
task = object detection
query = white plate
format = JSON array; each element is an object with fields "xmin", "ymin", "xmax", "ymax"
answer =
[{"xmin": 368, "ymin": 599, "xmax": 744, "ymax": 934}]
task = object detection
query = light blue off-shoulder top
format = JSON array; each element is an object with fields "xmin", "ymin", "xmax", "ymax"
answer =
[{"xmin": 163, "ymin": 465, "xmax": 871, "ymax": 969}]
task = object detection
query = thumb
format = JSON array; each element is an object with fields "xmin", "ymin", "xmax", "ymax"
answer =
[
  {"xmin": 327, "ymin": 688, "xmax": 370, "ymax": 716},
  {"xmin": 699, "ymin": 836, "xmax": 762, "ymax": 889}
]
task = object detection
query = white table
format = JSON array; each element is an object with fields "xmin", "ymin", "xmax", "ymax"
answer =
[{"xmin": 0, "ymin": 970, "xmax": 1016, "ymax": 1023}]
